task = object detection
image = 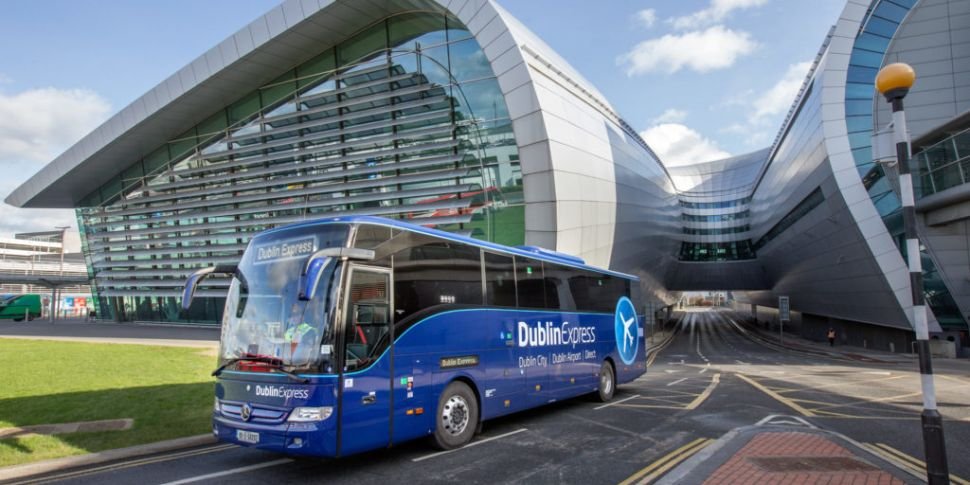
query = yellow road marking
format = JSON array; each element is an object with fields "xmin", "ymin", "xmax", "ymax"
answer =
[
  {"xmin": 870, "ymin": 442, "xmax": 970, "ymax": 485},
  {"xmin": 774, "ymin": 375, "xmax": 906, "ymax": 394},
  {"xmin": 616, "ymin": 404, "xmax": 686, "ymax": 410},
  {"xmin": 12, "ymin": 444, "xmax": 236, "ymax": 485},
  {"xmin": 805, "ymin": 392, "xmax": 921, "ymax": 413},
  {"xmin": 617, "ymin": 438, "xmax": 712, "ymax": 485},
  {"xmin": 736, "ymin": 373, "xmax": 815, "ymax": 417},
  {"xmin": 862, "ymin": 443, "xmax": 925, "ymax": 480},
  {"xmin": 938, "ymin": 374, "xmax": 970, "ymax": 386},
  {"xmin": 685, "ymin": 374, "xmax": 720, "ymax": 410}
]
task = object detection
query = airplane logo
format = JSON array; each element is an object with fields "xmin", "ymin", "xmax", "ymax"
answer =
[
  {"xmin": 614, "ymin": 297, "xmax": 639, "ymax": 365},
  {"xmin": 621, "ymin": 313, "xmax": 636, "ymax": 353}
]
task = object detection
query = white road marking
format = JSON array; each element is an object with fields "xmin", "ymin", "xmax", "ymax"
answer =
[
  {"xmin": 864, "ymin": 371, "xmax": 892, "ymax": 375},
  {"xmin": 594, "ymin": 394, "xmax": 641, "ymax": 410},
  {"xmin": 412, "ymin": 428, "xmax": 528, "ymax": 462},
  {"xmin": 735, "ymin": 360, "xmax": 749, "ymax": 365},
  {"xmin": 664, "ymin": 369, "xmax": 680, "ymax": 373},
  {"xmin": 667, "ymin": 378, "xmax": 687, "ymax": 386},
  {"xmin": 159, "ymin": 458, "xmax": 293, "ymax": 485},
  {"xmin": 699, "ymin": 367, "xmax": 709, "ymax": 374}
]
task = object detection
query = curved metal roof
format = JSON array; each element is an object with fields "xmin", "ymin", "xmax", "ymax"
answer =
[{"xmin": 6, "ymin": 0, "xmax": 447, "ymax": 208}]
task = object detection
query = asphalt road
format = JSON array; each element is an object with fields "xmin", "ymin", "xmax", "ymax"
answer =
[{"xmin": 14, "ymin": 309, "xmax": 970, "ymax": 485}]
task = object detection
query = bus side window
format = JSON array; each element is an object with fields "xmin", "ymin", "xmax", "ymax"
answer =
[
  {"xmin": 542, "ymin": 263, "xmax": 576, "ymax": 311},
  {"xmin": 516, "ymin": 256, "xmax": 546, "ymax": 309},
  {"xmin": 344, "ymin": 270, "xmax": 390, "ymax": 372},
  {"xmin": 484, "ymin": 252, "xmax": 516, "ymax": 307}
]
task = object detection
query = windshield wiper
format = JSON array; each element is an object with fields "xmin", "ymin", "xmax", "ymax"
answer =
[
  {"xmin": 212, "ymin": 355, "xmax": 310, "ymax": 383},
  {"xmin": 270, "ymin": 367, "xmax": 310, "ymax": 384},
  {"xmin": 211, "ymin": 353, "xmax": 282, "ymax": 377}
]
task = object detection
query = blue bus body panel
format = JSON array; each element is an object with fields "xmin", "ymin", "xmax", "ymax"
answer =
[
  {"xmin": 212, "ymin": 305, "xmax": 646, "ymax": 457},
  {"xmin": 213, "ymin": 373, "xmax": 338, "ymax": 456}
]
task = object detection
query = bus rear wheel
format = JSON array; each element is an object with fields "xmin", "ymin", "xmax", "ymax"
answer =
[
  {"xmin": 596, "ymin": 361, "xmax": 615, "ymax": 402},
  {"xmin": 432, "ymin": 381, "xmax": 478, "ymax": 450}
]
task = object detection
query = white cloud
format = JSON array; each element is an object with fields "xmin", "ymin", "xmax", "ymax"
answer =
[
  {"xmin": 636, "ymin": 9, "xmax": 657, "ymax": 28},
  {"xmin": 0, "ymin": 87, "xmax": 111, "ymax": 163},
  {"xmin": 750, "ymin": 61, "xmax": 812, "ymax": 122},
  {"xmin": 641, "ymin": 123, "xmax": 730, "ymax": 167},
  {"xmin": 668, "ymin": 0, "xmax": 770, "ymax": 30},
  {"xmin": 619, "ymin": 26, "xmax": 758, "ymax": 75},
  {"xmin": 0, "ymin": 86, "xmax": 111, "ymax": 235},
  {"xmin": 713, "ymin": 61, "xmax": 812, "ymax": 147},
  {"xmin": 652, "ymin": 108, "xmax": 688, "ymax": 124}
]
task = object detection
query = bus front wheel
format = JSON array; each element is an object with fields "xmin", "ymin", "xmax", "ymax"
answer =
[
  {"xmin": 597, "ymin": 362, "xmax": 615, "ymax": 402},
  {"xmin": 432, "ymin": 381, "xmax": 478, "ymax": 450}
]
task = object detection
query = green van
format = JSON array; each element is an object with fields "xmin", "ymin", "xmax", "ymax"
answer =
[{"xmin": 0, "ymin": 294, "xmax": 42, "ymax": 321}]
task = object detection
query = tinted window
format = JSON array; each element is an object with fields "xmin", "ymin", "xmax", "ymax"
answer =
[
  {"xmin": 393, "ymin": 241, "xmax": 482, "ymax": 320},
  {"xmin": 543, "ymin": 263, "xmax": 576, "ymax": 311},
  {"xmin": 571, "ymin": 272, "xmax": 629, "ymax": 313},
  {"xmin": 484, "ymin": 252, "xmax": 516, "ymax": 307},
  {"xmin": 516, "ymin": 256, "xmax": 546, "ymax": 308}
]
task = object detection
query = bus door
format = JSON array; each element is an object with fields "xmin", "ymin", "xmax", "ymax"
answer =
[{"xmin": 338, "ymin": 265, "xmax": 394, "ymax": 456}]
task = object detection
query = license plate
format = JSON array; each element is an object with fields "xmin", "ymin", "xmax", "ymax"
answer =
[{"xmin": 236, "ymin": 430, "xmax": 260, "ymax": 444}]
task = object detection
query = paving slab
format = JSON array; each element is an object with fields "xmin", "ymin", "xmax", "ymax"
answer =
[{"xmin": 656, "ymin": 421, "xmax": 922, "ymax": 485}]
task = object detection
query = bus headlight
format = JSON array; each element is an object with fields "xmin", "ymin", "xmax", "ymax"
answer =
[{"xmin": 288, "ymin": 406, "xmax": 333, "ymax": 422}]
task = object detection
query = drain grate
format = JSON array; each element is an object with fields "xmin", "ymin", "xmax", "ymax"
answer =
[{"xmin": 748, "ymin": 456, "xmax": 879, "ymax": 472}]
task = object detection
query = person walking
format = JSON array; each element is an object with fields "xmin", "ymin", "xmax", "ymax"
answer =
[{"xmin": 827, "ymin": 327, "xmax": 836, "ymax": 347}]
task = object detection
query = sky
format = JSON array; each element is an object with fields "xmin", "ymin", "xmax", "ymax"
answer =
[{"xmin": 0, "ymin": 0, "xmax": 846, "ymax": 235}]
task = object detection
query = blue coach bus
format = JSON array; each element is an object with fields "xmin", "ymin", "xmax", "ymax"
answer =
[{"xmin": 182, "ymin": 215, "xmax": 645, "ymax": 457}]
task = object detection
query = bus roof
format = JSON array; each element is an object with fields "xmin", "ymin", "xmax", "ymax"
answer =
[{"xmin": 259, "ymin": 215, "xmax": 639, "ymax": 281}]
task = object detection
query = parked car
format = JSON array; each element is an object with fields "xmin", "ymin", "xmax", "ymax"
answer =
[{"xmin": 0, "ymin": 294, "xmax": 42, "ymax": 321}]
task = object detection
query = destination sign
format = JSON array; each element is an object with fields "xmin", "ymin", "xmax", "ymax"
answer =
[
  {"xmin": 254, "ymin": 236, "xmax": 317, "ymax": 264},
  {"xmin": 440, "ymin": 355, "xmax": 479, "ymax": 369}
]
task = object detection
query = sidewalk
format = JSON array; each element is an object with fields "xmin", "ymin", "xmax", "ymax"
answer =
[
  {"xmin": 652, "ymin": 419, "xmax": 924, "ymax": 485},
  {"xmin": 726, "ymin": 312, "xmax": 916, "ymax": 364},
  {"xmin": 0, "ymin": 320, "xmax": 218, "ymax": 348}
]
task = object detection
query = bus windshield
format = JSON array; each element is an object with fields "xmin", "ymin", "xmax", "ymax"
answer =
[{"xmin": 219, "ymin": 225, "xmax": 349, "ymax": 372}]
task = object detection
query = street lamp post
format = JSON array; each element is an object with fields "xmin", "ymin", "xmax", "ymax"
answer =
[{"xmin": 875, "ymin": 62, "xmax": 950, "ymax": 484}]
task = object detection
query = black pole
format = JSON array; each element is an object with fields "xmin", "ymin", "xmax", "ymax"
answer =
[{"xmin": 887, "ymin": 91, "xmax": 950, "ymax": 484}]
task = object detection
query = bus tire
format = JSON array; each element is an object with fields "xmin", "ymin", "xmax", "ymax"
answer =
[
  {"xmin": 596, "ymin": 361, "xmax": 615, "ymax": 402},
  {"xmin": 431, "ymin": 381, "xmax": 478, "ymax": 450}
]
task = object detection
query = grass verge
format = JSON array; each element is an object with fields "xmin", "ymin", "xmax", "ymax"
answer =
[{"xmin": 0, "ymin": 338, "xmax": 214, "ymax": 467}]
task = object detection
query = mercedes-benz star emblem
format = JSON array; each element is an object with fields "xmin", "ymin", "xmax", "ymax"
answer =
[{"xmin": 241, "ymin": 403, "xmax": 252, "ymax": 421}]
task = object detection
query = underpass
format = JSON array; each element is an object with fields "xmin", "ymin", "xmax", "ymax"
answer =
[{"xmin": 10, "ymin": 309, "xmax": 970, "ymax": 485}]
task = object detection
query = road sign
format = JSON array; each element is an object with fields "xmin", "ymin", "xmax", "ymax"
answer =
[{"xmin": 778, "ymin": 296, "xmax": 790, "ymax": 322}]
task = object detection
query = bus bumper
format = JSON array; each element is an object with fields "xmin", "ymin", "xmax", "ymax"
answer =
[{"xmin": 212, "ymin": 414, "xmax": 337, "ymax": 457}]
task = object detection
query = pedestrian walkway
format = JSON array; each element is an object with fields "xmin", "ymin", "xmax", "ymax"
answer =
[
  {"xmin": 724, "ymin": 311, "xmax": 915, "ymax": 364},
  {"xmin": 648, "ymin": 418, "xmax": 927, "ymax": 485},
  {"xmin": 0, "ymin": 319, "xmax": 218, "ymax": 348}
]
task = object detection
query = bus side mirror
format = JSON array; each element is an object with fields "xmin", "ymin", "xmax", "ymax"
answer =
[
  {"xmin": 299, "ymin": 257, "xmax": 332, "ymax": 301},
  {"xmin": 181, "ymin": 265, "xmax": 236, "ymax": 310},
  {"xmin": 298, "ymin": 248, "xmax": 375, "ymax": 301}
]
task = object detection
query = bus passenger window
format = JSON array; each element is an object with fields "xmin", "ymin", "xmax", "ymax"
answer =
[
  {"xmin": 484, "ymin": 252, "xmax": 516, "ymax": 307},
  {"xmin": 516, "ymin": 256, "xmax": 546, "ymax": 309}
]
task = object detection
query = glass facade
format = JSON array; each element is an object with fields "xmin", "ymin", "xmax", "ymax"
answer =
[
  {"xmin": 679, "ymin": 241, "xmax": 756, "ymax": 262},
  {"xmin": 682, "ymin": 225, "xmax": 750, "ymax": 236},
  {"xmin": 844, "ymin": 0, "xmax": 966, "ymax": 330},
  {"xmin": 682, "ymin": 210, "xmax": 750, "ymax": 223},
  {"xmin": 679, "ymin": 197, "xmax": 752, "ymax": 209},
  {"xmin": 913, "ymin": 127, "xmax": 970, "ymax": 198},
  {"xmin": 75, "ymin": 12, "xmax": 522, "ymax": 324},
  {"xmin": 752, "ymin": 188, "xmax": 825, "ymax": 251}
]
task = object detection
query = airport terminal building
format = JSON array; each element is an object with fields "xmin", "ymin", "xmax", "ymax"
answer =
[{"xmin": 7, "ymin": 0, "xmax": 970, "ymax": 352}]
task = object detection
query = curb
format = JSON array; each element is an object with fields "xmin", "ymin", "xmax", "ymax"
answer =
[{"xmin": 0, "ymin": 434, "xmax": 217, "ymax": 482}]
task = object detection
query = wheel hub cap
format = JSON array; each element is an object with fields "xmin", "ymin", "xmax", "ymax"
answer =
[{"xmin": 441, "ymin": 395, "xmax": 470, "ymax": 436}]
